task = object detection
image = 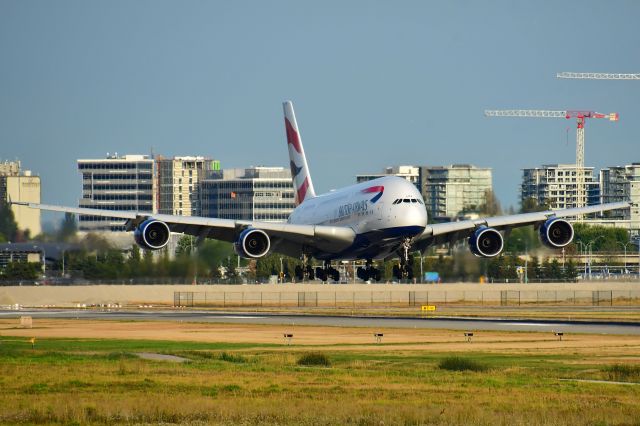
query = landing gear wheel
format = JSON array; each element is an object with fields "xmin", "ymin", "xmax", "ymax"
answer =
[
  {"xmin": 357, "ymin": 267, "xmax": 370, "ymax": 281},
  {"xmin": 294, "ymin": 265, "xmax": 304, "ymax": 282},
  {"xmin": 371, "ymin": 268, "xmax": 381, "ymax": 281},
  {"xmin": 315, "ymin": 267, "xmax": 327, "ymax": 282},
  {"xmin": 392, "ymin": 264, "xmax": 402, "ymax": 280},
  {"xmin": 328, "ymin": 267, "xmax": 340, "ymax": 282},
  {"xmin": 305, "ymin": 265, "xmax": 315, "ymax": 280}
]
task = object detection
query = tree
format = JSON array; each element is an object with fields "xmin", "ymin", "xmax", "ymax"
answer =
[
  {"xmin": 58, "ymin": 213, "xmax": 77, "ymax": 242},
  {"xmin": 520, "ymin": 197, "xmax": 549, "ymax": 213},
  {"xmin": 479, "ymin": 189, "xmax": 502, "ymax": 216},
  {"xmin": 0, "ymin": 201, "xmax": 18, "ymax": 242}
]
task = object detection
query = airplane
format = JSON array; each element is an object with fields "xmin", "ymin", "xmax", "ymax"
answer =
[{"xmin": 13, "ymin": 101, "xmax": 630, "ymax": 282}]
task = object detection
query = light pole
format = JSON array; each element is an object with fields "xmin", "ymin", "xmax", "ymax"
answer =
[
  {"xmin": 279, "ymin": 257, "xmax": 283, "ymax": 284},
  {"xmin": 576, "ymin": 241, "xmax": 587, "ymax": 279},
  {"xmin": 615, "ymin": 241, "xmax": 632, "ymax": 275},
  {"xmin": 585, "ymin": 236, "xmax": 604, "ymax": 280}
]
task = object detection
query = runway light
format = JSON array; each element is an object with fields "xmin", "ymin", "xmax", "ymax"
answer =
[
  {"xmin": 464, "ymin": 332, "xmax": 474, "ymax": 342},
  {"xmin": 554, "ymin": 331, "xmax": 564, "ymax": 341},
  {"xmin": 374, "ymin": 333, "xmax": 384, "ymax": 343}
]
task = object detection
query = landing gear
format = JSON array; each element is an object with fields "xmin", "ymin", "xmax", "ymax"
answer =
[
  {"xmin": 392, "ymin": 239, "xmax": 415, "ymax": 281},
  {"xmin": 295, "ymin": 255, "xmax": 315, "ymax": 282},
  {"xmin": 315, "ymin": 261, "xmax": 340, "ymax": 282},
  {"xmin": 357, "ymin": 259, "xmax": 381, "ymax": 282}
]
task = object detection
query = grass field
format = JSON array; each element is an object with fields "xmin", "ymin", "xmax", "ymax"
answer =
[{"xmin": 1, "ymin": 331, "xmax": 639, "ymax": 425}]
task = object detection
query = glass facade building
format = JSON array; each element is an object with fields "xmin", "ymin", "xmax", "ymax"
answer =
[
  {"xmin": 77, "ymin": 154, "xmax": 155, "ymax": 231},
  {"xmin": 420, "ymin": 165, "xmax": 493, "ymax": 220},
  {"xmin": 200, "ymin": 167, "xmax": 295, "ymax": 222}
]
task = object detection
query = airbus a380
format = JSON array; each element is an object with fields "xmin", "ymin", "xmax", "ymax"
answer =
[{"xmin": 14, "ymin": 101, "xmax": 630, "ymax": 282}]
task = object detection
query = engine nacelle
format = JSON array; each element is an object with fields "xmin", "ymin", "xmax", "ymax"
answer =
[
  {"xmin": 234, "ymin": 228, "xmax": 271, "ymax": 259},
  {"xmin": 469, "ymin": 226, "xmax": 504, "ymax": 258},
  {"xmin": 134, "ymin": 219, "xmax": 171, "ymax": 250},
  {"xmin": 539, "ymin": 218, "xmax": 574, "ymax": 248}
]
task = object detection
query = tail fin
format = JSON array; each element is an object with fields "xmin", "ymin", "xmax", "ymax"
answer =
[{"xmin": 283, "ymin": 101, "xmax": 316, "ymax": 205}]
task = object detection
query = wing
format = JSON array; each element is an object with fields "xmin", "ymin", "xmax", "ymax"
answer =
[
  {"xmin": 415, "ymin": 202, "xmax": 630, "ymax": 249},
  {"xmin": 12, "ymin": 202, "xmax": 356, "ymax": 258}
]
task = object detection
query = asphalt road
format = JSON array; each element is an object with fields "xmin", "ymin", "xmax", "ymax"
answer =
[{"xmin": 2, "ymin": 309, "xmax": 640, "ymax": 335}]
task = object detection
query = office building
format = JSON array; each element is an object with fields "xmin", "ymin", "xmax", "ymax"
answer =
[
  {"xmin": 77, "ymin": 154, "xmax": 155, "ymax": 231},
  {"xmin": 356, "ymin": 166, "xmax": 420, "ymax": 189},
  {"xmin": 0, "ymin": 160, "xmax": 41, "ymax": 237},
  {"xmin": 420, "ymin": 165, "xmax": 493, "ymax": 219},
  {"xmin": 521, "ymin": 164, "xmax": 600, "ymax": 210},
  {"xmin": 594, "ymin": 163, "xmax": 640, "ymax": 236},
  {"xmin": 157, "ymin": 156, "xmax": 220, "ymax": 216},
  {"xmin": 200, "ymin": 167, "xmax": 295, "ymax": 222}
]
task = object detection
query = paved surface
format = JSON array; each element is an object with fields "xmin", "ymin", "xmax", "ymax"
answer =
[{"xmin": 1, "ymin": 309, "xmax": 640, "ymax": 335}]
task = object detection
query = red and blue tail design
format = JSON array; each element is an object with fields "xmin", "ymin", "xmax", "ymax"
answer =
[{"xmin": 283, "ymin": 101, "xmax": 316, "ymax": 206}]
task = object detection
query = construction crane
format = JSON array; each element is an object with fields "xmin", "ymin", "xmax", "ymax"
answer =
[
  {"xmin": 557, "ymin": 72, "xmax": 640, "ymax": 80},
  {"xmin": 484, "ymin": 109, "xmax": 619, "ymax": 210}
]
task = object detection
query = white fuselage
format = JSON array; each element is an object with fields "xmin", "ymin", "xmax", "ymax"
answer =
[{"xmin": 287, "ymin": 176, "xmax": 428, "ymax": 260}]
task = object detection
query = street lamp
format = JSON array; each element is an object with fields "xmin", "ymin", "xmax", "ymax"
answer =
[
  {"xmin": 517, "ymin": 238, "xmax": 528, "ymax": 284},
  {"xmin": 585, "ymin": 236, "xmax": 604, "ymax": 280},
  {"xmin": 615, "ymin": 241, "xmax": 633, "ymax": 275},
  {"xmin": 575, "ymin": 241, "xmax": 588, "ymax": 279}
]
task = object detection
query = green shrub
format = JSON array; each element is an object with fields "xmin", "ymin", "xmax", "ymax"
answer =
[
  {"xmin": 604, "ymin": 364, "xmax": 640, "ymax": 382},
  {"xmin": 218, "ymin": 351, "xmax": 248, "ymax": 363},
  {"xmin": 438, "ymin": 356, "xmax": 488, "ymax": 372},
  {"xmin": 297, "ymin": 352, "xmax": 331, "ymax": 367}
]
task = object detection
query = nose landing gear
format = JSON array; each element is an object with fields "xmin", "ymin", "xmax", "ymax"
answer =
[{"xmin": 392, "ymin": 239, "xmax": 415, "ymax": 281}]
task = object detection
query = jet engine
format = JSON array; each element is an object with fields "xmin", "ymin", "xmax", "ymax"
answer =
[
  {"xmin": 234, "ymin": 228, "xmax": 271, "ymax": 258},
  {"xmin": 469, "ymin": 226, "xmax": 504, "ymax": 258},
  {"xmin": 134, "ymin": 219, "xmax": 171, "ymax": 250},
  {"xmin": 539, "ymin": 218, "xmax": 574, "ymax": 248}
]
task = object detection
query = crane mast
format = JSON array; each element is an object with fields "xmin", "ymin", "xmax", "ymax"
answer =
[
  {"xmin": 484, "ymin": 109, "xmax": 618, "ymax": 211},
  {"xmin": 557, "ymin": 72, "xmax": 640, "ymax": 80}
]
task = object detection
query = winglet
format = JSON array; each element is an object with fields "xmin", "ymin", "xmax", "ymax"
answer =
[{"xmin": 283, "ymin": 101, "xmax": 316, "ymax": 206}]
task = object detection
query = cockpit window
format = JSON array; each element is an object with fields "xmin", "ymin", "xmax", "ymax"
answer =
[
  {"xmin": 410, "ymin": 199, "xmax": 417, "ymax": 203},
  {"xmin": 403, "ymin": 199, "xmax": 410, "ymax": 203}
]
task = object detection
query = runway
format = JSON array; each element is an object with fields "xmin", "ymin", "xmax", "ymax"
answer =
[{"xmin": 2, "ymin": 308, "xmax": 639, "ymax": 335}]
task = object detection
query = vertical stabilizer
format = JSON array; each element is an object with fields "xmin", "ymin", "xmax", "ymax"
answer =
[{"xmin": 283, "ymin": 101, "xmax": 316, "ymax": 205}]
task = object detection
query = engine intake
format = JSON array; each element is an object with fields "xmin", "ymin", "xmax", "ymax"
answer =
[
  {"xmin": 539, "ymin": 218, "xmax": 574, "ymax": 248},
  {"xmin": 469, "ymin": 226, "xmax": 504, "ymax": 258},
  {"xmin": 234, "ymin": 228, "xmax": 271, "ymax": 258},
  {"xmin": 134, "ymin": 219, "xmax": 171, "ymax": 250}
]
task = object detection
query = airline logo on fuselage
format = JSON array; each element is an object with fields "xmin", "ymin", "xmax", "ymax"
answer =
[
  {"xmin": 335, "ymin": 186, "xmax": 385, "ymax": 220},
  {"xmin": 362, "ymin": 185, "xmax": 384, "ymax": 203}
]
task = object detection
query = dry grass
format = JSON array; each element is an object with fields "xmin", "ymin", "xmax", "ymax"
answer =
[{"xmin": 1, "ymin": 335, "xmax": 639, "ymax": 425}]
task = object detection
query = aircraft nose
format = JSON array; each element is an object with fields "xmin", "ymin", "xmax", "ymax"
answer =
[{"xmin": 403, "ymin": 204, "xmax": 428, "ymax": 230}]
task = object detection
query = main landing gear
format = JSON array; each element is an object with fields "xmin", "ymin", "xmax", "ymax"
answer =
[
  {"xmin": 316, "ymin": 260, "xmax": 340, "ymax": 283},
  {"xmin": 357, "ymin": 259, "xmax": 381, "ymax": 282},
  {"xmin": 294, "ymin": 255, "xmax": 315, "ymax": 282},
  {"xmin": 392, "ymin": 238, "xmax": 414, "ymax": 281}
]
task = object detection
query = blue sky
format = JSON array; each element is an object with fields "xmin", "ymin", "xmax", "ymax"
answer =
[{"xmin": 1, "ymin": 1, "xmax": 639, "ymax": 215}]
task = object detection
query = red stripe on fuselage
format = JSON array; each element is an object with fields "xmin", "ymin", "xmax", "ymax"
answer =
[
  {"xmin": 362, "ymin": 185, "xmax": 384, "ymax": 194},
  {"xmin": 285, "ymin": 118, "xmax": 303, "ymax": 154}
]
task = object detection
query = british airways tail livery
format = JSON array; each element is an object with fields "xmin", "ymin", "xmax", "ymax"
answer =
[
  {"xmin": 284, "ymin": 101, "xmax": 316, "ymax": 206},
  {"xmin": 14, "ymin": 101, "xmax": 630, "ymax": 282}
]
